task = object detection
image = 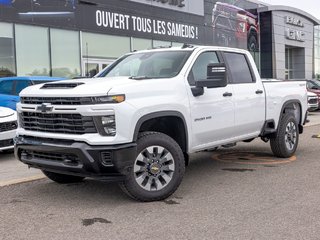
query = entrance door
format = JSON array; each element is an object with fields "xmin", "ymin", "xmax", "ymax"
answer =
[
  {"xmin": 285, "ymin": 47, "xmax": 293, "ymax": 80},
  {"xmin": 82, "ymin": 58, "xmax": 114, "ymax": 77},
  {"xmin": 285, "ymin": 46, "xmax": 305, "ymax": 80}
]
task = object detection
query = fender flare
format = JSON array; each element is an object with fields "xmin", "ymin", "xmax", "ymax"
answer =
[
  {"xmin": 278, "ymin": 99, "xmax": 303, "ymax": 133},
  {"xmin": 133, "ymin": 111, "xmax": 189, "ymax": 148}
]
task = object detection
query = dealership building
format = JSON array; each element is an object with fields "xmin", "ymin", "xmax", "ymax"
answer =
[{"xmin": 0, "ymin": 0, "xmax": 319, "ymax": 80}]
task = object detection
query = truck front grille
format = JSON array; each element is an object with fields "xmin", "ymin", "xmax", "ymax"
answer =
[
  {"xmin": 0, "ymin": 121, "xmax": 17, "ymax": 132},
  {"xmin": 21, "ymin": 97, "xmax": 87, "ymax": 105},
  {"xmin": 20, "ymin": 96, "xmax": 107, "ymax": 105},
  {"xmin": 20, "ymin": 112, "xmax": 97, "ymax": 135},
  {"xmin": 308, "ymin": 98, "xmax": 318, "ymax": 104}
]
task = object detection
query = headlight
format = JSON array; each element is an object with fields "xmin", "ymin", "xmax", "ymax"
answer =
[
  {"xmin": 96, "ymin": 115, "xmax": 116, "ymax": 136},
  {"xmin": 93, "ymin": 95, "xmax": 125, "ymax": 104}
]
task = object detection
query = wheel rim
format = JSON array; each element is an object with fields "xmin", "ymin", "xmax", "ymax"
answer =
[
  {"xmin": 249, "ymin": 42, "xmax": 256, "ymax": 51},
  {"xmin": 134, "ymin": 145, "xmax": 175, "ymax": 191},
  {"xmin": 285, "ymin": 121, "xmax": 297, "ymax": 151}
]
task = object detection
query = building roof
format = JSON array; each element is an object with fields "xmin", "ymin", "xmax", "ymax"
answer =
[{"xmin": 258, "ymin": 5, "xmax": 320, "ymax": 25}]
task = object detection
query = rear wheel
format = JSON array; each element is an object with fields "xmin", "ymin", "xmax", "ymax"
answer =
[
  {"xmin": 120, "ymin": 132, "xmax": 185, "ymax": 202},
  {"xmin": 248, "ymin": 34, "xmax": 258, "ymax": 51},
  {"xmin": 270, "ymin": 113, "xmax": 299, "ymax": 158},
  {"xmin": 42, "ymin": 170, "xmax": 85, "ymax": 184}
]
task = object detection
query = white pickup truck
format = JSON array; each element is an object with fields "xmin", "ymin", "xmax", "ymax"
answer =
[{"xmin": 15, "ymin": 45, "xmax": 308, "ymax": 201}]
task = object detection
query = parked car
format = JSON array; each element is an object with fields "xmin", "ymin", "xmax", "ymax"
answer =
[
  {"xmin": 0, "ymin": 76, "xmax": 65, "ymax": 110},
  {"xmin": 0, "ymin": 107, "xmax": 17, "ymax": 153},
  {"xmin": 307, "ymin": 91, "xmax": 319, "ymax": 112},
  {"xmin": 306, "ymin": 79, "xmax": 320, "ymax": 109},
  {"xmin": 16, "ymin": 45, "xmax": 307, "ymax": 202}
]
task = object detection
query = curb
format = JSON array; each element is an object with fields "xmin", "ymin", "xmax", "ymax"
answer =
[{"xmin": 0, "ymin": 175, "xmax": 45, "ymax": 187}]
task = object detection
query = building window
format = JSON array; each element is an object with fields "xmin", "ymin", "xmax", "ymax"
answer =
[
  {"xmin": 153, "ymin": 40, "xmax": 172, "ymax": 48},
  {"xmin": 172, "ymin": 42, "xmax": 183, "ymax": 47},
  {"xmin": 132, "ymin": 37, "xmax": 152, "ymax": 51},
  {"xmin": 50, "ymin": 28, "xmax": 81, "ymax": 78},
  {"xmin": 82, "ymin": 32, "xmax": 130, "ymax": 59},
  {"xmin": 0, "ymin": 22, "xmax": 15, "ymax": 77},
  {"xmin": 15, "ymin": 24, "xmax": 50, "ymax": 76}
]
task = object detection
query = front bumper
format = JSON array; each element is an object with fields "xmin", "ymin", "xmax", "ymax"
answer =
[{"xmin": 15, "ymin": 136, "xmax": 137, "ymax": 181}]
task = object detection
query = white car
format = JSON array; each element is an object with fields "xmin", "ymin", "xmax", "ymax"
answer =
[{"xmin": 0, "ymin": 107, "xmax": 17, "ymax": 152}]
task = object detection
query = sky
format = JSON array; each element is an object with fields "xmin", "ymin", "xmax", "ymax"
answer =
[{"xmin": 259, "ymin": 0, "xmax": 320, "ymax": 20}]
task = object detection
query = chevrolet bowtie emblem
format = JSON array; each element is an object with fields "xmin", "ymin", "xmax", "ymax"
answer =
[{"xmin": 36, "ymin": 103, "xmax": 53, "ymax": 113}]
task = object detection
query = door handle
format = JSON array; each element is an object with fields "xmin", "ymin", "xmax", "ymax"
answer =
[
  {"xmin": 255, "ymin": 90, "xmax": 263, "ymax": 94},
  {"xmin": 223, "ymin": 92, "xmax": 233, "ymax": 97}
]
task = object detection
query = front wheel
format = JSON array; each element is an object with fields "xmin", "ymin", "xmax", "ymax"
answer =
[
  {"xmin": 42, "ymin": 170, "xmax": 85, "ymax": 184},
  {"xmin": 120, "ymin": 132, "xmax": 185, "ymax": 202},
  {"xmin": 270, "ymin": 113, "xmax": 299, "ymax": 158}
]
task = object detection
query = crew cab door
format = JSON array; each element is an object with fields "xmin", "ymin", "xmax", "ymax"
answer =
[
  {"xmin": 186, "ymin": 51, "xmax": 235, "ymax": 151},
  {"xmin": 223, "ymin": 52, "xmax": 265, "ymax": 137}
]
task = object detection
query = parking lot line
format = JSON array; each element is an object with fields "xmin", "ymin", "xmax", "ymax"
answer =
[{"xmin": 0, "ymin": 175, "xmax": 45, "ymax": 187}]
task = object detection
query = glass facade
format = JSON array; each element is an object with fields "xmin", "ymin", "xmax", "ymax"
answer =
[
  {"xmin": 314, "ymin": 26, "xmax": 320, "ymax": 79},
  {"xmin": 15, "ymin": 24, "xmax": 50, "ymax": 76},
  {"xmin": 50, "ymin": 28, "xmax": 81, "ymax": 78},
  {"xmin": 82, "ymin": 32, "xmax": 131, "ymax": 59},
  {"xmin": 0, "ymin": 21, "xmax": 184, "ymax": 78},
  {"xmin": 0, "ymin": 22, "xmax": 15, "ymax": 77},
  {"xmin": 132, "ymin": 38, "xmax": 152, "ymax": 51}
]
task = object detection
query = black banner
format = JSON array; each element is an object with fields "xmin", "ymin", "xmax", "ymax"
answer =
[{"xmin": 0, "ymin": 0, "xmax": 260, "ymax": 50}]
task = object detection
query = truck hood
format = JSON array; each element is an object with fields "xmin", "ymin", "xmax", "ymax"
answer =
[
  {"xmin": 20, "ymin": 77, "xmax": 137, "ymax": 97},
  {"xmin": 0, "ymin": 107, "xmax": 16, "ymax": 118}
]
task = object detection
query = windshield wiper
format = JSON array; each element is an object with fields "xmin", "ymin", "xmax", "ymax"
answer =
[{"xmin": 129, "ymin": 76, "xmax": 152, "ymax": 80}]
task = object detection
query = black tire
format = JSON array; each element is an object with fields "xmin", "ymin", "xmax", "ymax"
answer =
[
  {"xmin": 42, "ymin": 170, "xmax": 85, "ymax": 184},
  {"xmin": 120, "ymin": 132, "xmax": 185, "ymax": 202},
  {"xmin": 248, "ymin": 34, "xmax": 258, "ymax": 51},
  {"xmin": 270, "ymin": 113, "xmax": 299, "ymax": 158}
]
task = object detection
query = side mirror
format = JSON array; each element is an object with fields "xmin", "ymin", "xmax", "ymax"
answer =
[{"xmin": 195, "ymin": 63, "xmax": 227, "ymax": 88}]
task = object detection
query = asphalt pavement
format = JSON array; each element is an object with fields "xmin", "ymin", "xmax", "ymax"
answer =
[
  {"xmin": 0, "ymin": 113, "xmax": 320, "ymax": 239},
  {"xmin": 1, "ymin": 111, "xmax": 320, "ymax": 187}
]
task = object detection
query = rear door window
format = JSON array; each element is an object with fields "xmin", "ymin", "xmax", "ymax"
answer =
[{"xmin": 224, "ymin": 52, "xmax": 255, "ymax": 84}]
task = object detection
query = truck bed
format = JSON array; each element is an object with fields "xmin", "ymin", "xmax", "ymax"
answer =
[{"xmin": 262, "ymin": 79, "xmax": 307, "ymax": 127}]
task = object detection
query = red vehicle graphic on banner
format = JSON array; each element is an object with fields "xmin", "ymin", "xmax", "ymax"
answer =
[{"xmin": 212, "ymin": 2, "xmax": 259, "ymax": 51}]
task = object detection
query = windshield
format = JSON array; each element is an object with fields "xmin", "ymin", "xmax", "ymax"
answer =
[{"xmin": 97, "ymin": 50, "xmax": 192, "ymax": 79}]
